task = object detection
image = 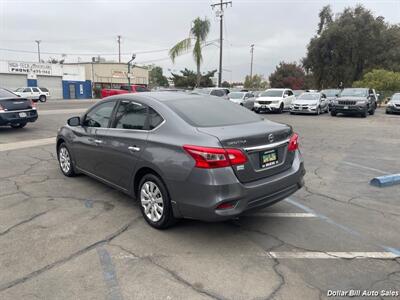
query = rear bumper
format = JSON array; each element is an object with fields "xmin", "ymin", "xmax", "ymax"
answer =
[
  {"xmin": 290, "ymin": 107, "xmax": 318, "ymax": 114},
  {"xmin": 0, "ymin": 109, "xmax": 38, "ymax": 125},
  {"xmin": 168, "ymin": 150, "xmax": 305, "ymax": 221}
]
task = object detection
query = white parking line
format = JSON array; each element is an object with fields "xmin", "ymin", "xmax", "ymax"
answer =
[
  {"xmin": 0, "ymin": 137, "xmax": 55, "ymax": 152},
  {"xmin": 38, "ymin": 108, "xmax": 86, "ymax": 115},
  {"xmin": 248, "ymin": 212, "xmax": 317, "ymax": 218},
  {"xmin": 268, "ymin": 252, "xmax": 399, "ymax": 259},
  {"xmin": 342, "ymin": 161, "xmax": 389, "ymax": 175}
]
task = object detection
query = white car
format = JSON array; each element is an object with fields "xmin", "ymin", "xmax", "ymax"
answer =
[
  {"xmin": 14, "ymin": 87, "xmax": 50, "ymax": 102},
  {"xmin": 253, "ymin": 88, "xmax": 295, "ymax": 113},
  {"xmin": 228, "ymin": 91, "xmax": 254, "ymax": 104},
  {"xmin": 290, "ymin": 92, "xmax": 329, "ymax": 115}
]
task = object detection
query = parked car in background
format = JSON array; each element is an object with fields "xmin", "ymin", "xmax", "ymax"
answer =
[
  {"xmin": 330, "ymin": 88, "xmax": 377, "ymax": 118},
  {"xmin": 386, "ymin": 93, "xmax": 400, "ymax": 114},
  {"xmin": 57, "ymin": 92, "xmax": 305, "ymax": 229},
  {"xmin": 0, "ymin": 88, "xmax": 38, "ymax": 128},
  {"xmin": 14, "ymin": 87, "xmax": 50, "ymax": 102},
  {"xmin": 293, "ymin": 90, "xmax": 305, "ymax": 98},
  {"xmin": 101, "ymin": 84, "xmax": 150, "ymax": 98},
  {"xmin": 290, "ymin": 92, "xmax": 329, "ymax": 115},
  {"xmin": 191, "ymin": 87, "xmax": 230, "ymax": 99},
  {"xmin": 253, "ymin": 88, "xmax": 295, "ymax": 113},
  {"xmin": 320, "ymin": 89, "xmax": 340, "ymax": 108},
  {"xmin": 228, "ymin": 91, "xmax": 254, "ymax": 106}
]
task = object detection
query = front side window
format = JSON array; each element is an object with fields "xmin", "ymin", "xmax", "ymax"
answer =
[
  {"xmin": 210, "ymin": 90, "xmax": 225, "ymax": 97},
  {"xmin": 114, "ymin": 101, "xmax": 147, "ymax": 130},
  {"xmin": 83, "ymin": 101, "xmax": 116, "ymax": 128}
]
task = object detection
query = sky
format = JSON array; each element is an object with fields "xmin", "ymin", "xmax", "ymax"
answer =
[{"xmin": 0, "ymin": 0, "xmax": 399, "ymax": 82}]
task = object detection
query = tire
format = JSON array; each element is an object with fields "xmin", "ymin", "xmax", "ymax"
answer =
[
  {"xmin": 277, "ymin": 103, "xmax": 284, "ymax": 114},
  {"xmin": 39, "ymin": 95, "xmax": 47, "ymax": 102},
  {"xmin": 138, "ymin": 174, "xmax": 176, "ymax": 229},
  {"xmin": 316, "ymin": 107, "xmax": 321, "ymax": 115},
  {"xmin": 10, "ymin": 122, "xmax": 27, "ymax": 129},
  {"xmin": 32, "ymin": 99, "xmax": 39, "ymax": 103},
  {"xmin": 360, "ymin": 109, "xmax": 367, "ymax": 118},
  {"xmin": 290, "ymin": 112, "xmax": 295, "ymax": 115},
  {"xmin": 369, "ymin": 106, "xmax": 375, "ymax": 115},
  {"xmin": 330, "ymin": 110, "xmax": 337, "ymax": 117},
  {"xmin": 58, "ymin": 143, "xmax": 76, "ymax": 177},
  {"xmin": 386, "ymin": 110, "xmax": 390, "ymax": 114}
]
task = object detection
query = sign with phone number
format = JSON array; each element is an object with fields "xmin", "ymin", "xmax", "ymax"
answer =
[{"xmin": 8, "ymin": 62, "xmax": 52, "ymax": 75}]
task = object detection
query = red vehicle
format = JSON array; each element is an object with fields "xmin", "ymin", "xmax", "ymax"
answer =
[{"xmin": 100, "ymin": 84, "xmax": 150, "ymax": 98}]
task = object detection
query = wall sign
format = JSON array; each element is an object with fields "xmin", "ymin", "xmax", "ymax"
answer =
[{"xmin": 8, "ymin": 62, "xmax": 52, "ymax": 75}]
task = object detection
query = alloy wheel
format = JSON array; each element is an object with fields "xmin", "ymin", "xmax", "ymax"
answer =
[
  {"xmin": 59, "ymin": 146, "xmax": 71, "ymax": 174},
  {"xmin": 140, "ymin": 181, "xmax": 164, "ymax": 222}
]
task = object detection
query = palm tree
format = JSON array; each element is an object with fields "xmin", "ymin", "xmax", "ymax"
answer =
[{"xmin": 169, "ymin": 17, "xmax": 210, "ymax": 87}]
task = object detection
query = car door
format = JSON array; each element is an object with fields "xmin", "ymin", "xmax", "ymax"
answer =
[
  {"xmin": 93, "ymin": 100, "xmax": 150, "ymax": 190},
  {"xmin": 21, "ymin": 87, "xmax": 32, "ymax": 98},
  {"xmin": 285, "ymin": 90, "xmax": 295, "ymax": 108},
  {"xmin": 72, "ymin": 100, "xmax": 117, "ymax": 174},
  {"xmin": 31, "ymin": 87, "xmax": 41, "ymax": 100},
  {"xmin": 320, "ymin": 94, "xmax": 327, "ymax": 111}
]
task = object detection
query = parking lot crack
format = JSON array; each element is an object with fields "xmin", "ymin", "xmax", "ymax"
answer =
[
  {"xmin": 0, "ymin": 210, "xmax": 48, "ymax": 237},
  {"xmin": 0, "ymin": 217, "xmax": 140, "ymax": 293}
]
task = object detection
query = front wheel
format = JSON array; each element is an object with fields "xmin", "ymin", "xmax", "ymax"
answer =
[
  {"xmin": 39, "ymin": 95, "xmax": 47, "ymax": 102},
  {"xmin": 277, "ymin": 103, "xmax": 284, "ymax": 114},
  {"xmin": 316, "ymin": 107, "xmax": 321, "ymax": 115},
  {"xmin": 139, "ymin": 174, "xmax": 176, "ymax": 229},
  {"xmin": 10, "ymin": 122, "xmax": 27, "ymax": 129},
  {"xmin": 58, "ymin": 143, "xmax": 76, "ymax": 177},
  {"xmin": 330, "ymin": 110, "xmax": 337, "ymax": 117}
]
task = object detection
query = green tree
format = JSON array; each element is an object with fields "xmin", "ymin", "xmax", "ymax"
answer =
[
  {"xmin": 149, "ymin": 66, "xmax": 169, "ymax": 88},
  {"xmin": 169, "ymin": 17, "xmax": 210, "ymax": 87},
  {"xmin": 243, "ymin": 74, "xmax": 268, "ymax": 90},
  {"xmin": 269, "ymin": 62, "xmax": 308, "ymax": 90},
  {"xmin": 353, "ymin": 69, "xmax": 400, "ymax": 92},
  {"xmin": 171, "ymin": 68, "xmax": 216, "ymax": 88},
  {"xmin": 221, "ymin": 81, "xmax": 231, "ymax": 88},
  {"xmin": 303, "ymin": 5, "xmax": 400, "ymax": 89}
]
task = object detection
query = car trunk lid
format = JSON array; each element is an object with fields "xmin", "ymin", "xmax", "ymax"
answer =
[
  {"xmin": 0, "ymin": 97, "xmax": 33, "ymax": 111},
  {"xmin": 197, "ymin": 120, "xmax": 294, "ymax": 183}
]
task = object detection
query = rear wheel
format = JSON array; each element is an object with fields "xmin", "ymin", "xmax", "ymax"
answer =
[
  {"xmin": 330, "ymin": 110, "xmax": 337, "ymax": 117},
  {"xmin": 369, "ymin": 105, "xmax": 375, "ymax": 115},
  {"xmin": 138, "ymin": 174, "xmax": 176, "ymax": 229},
  {"xmin": 58, "ymin": 143, "xmax": 76, "ymax": 177},
  {"xmin": 39, "ymin": 95, "xmax": 47, "ymax": 102},
  {"xmin": 10, "ymin": 122, "xmax": 27, "ymax": 129}
]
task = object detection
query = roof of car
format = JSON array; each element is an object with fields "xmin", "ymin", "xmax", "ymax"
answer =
[{"xmin": 121, "ymin": 91, "xmax": 208, "ymax": 102}]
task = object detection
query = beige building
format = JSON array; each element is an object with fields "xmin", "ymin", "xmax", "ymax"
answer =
[{"xmin": 66, "ymin": 61, "xmax": 149, "ymax": 89}]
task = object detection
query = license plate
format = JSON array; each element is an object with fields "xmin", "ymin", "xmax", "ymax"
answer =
[
  {"xmin": 344, "ymin": 106, "xmax": 349, "ymax": 109},
  {"xmin": 19, "ymin": 112, "xmax": 27, "ymax": 118},
  {"xmin": 260, "ymin": 149, "xmax": 278, "ymax": 168}
]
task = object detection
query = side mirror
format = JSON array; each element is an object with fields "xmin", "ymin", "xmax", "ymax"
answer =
[
  {"xmin": 283, "ymin": 94, "xmax": 288, "ymax": 98},
  {"xmin": 67, "ymin": 116, "xmax": 81, "ymax": 126}
]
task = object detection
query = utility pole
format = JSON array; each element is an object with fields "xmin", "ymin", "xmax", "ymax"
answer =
[
  {"xmin": 117, "ymin": 35, "xmax": 121, "ymax": 63},
  {"xmin": 35, "ymin": 40, "xmax": 41, "ymax": 62},
  {"xmin": 250, "ymin": 44, "xmax": 254, "ymax": 78},
  {"xmin": 211, "ymin": 0, "xmax": 232, "ymax": 87}
]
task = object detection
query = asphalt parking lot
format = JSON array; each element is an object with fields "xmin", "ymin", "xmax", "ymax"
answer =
[{"xmin": 0, "ymin": 101, "xmax": 399, "ymax": 300}]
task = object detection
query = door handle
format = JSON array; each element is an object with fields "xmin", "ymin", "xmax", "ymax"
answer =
[
  {"xmin": 128, "ymin": 146, "xmax": 140, "ymax": 152},
  {"xmin": 94, "ymin": 139, "xmax": 103, "ymax": 144}
]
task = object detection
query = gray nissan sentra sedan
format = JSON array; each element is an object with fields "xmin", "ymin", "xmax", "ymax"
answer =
[{"xmin": 57, "ymin": 92, "xmax": 305, "ymax": 229}]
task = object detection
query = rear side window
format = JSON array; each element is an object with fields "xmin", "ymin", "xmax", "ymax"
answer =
[
  {"xmin": 114, "ymin": 101, "xmax": 147, "ymax": 130},
  {"xmin": 210, "ymin": 90, "xmax": 225, "ymax": 97},
  {"xmin": 136, "ymin": 86, "xmax": 149, "ymax": 92},
  {"xmin": 166, "ymin": 98, "xmax": 262, "ymax": 127},
  {"xmin": 148, "ymin": 107, "xmax": 164, "ymax": 130},
  {"xmin": 32, "ymin": 88, "xmax": 40, "ymax": 92},
  {"xmin": 83, "ymin": 101, "xmax": 116, "ymax": 128},
  {"xmin": 39, "ymin": 87, "xmax": 49, "ymax": 92},
  {"xmin": 23, "ymin": 88, "xmax": 31, "ymax": 92}
]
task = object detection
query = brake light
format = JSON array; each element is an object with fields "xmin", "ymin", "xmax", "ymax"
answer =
[
  {"xmin": 288, "ymin": 133, "xmax": 299, "ymax": 152},
  {"xmin": 29, "ymin": 99, "xmax": 36, "ymax": 109},
  {"xmin": 183, "ymin": 145, "xmax": 247, "ymax": 169},
  {"xmin": 0, "ymin": 104, "xmax": 4, "ymax": 112}
]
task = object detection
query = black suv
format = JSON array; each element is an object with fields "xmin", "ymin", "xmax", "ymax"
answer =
[{"xmin": 331, "ymin": 88, "xmax": 377, "ymax": 118}]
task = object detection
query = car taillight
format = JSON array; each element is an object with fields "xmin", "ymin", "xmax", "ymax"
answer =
[
  {"xmin": 30, "ymin": 99, "xmax": 36, "ymax": 109},
  {"xmin": 0, "ymin": 104, "xmax": 4, "ymax": 112},
  {"xmin": 183, "ymin": 145, "xmax": 247, "ymax": 169},
  {"xmin": 288, "ymin": 133, "xmax": 299, "ymax": 152}
]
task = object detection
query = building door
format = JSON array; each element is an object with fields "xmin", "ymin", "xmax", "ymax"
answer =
[
  {"xmin": 69, "ymin": 84, "xmax": 76, "ymax": 99},
  {"xmin": 0, "ymin": 74, "xmax": 27, "ymax": 91},
  {"xmin": 37, "ymin": 75, "xmax": 63, "ymax": 99}
]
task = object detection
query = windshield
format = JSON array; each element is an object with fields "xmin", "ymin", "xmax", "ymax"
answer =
[
  {"xmin": 339, "ymin": 88, "xmax": 368, "ymax": 97},
  {"xmin": 293, "ymin": 90, "xmax": 305, "ymax": 96},
  {"xmin": 321, "ymin": 89, "xmax": 339, "ymax": 97},
  {"xmin": 391, "ymin": 93, "xmax": 400, "ymax": 101},
  {"xmin": 229, "ymin": 92, "xmax": 245, "ymax": 99},
  {"xmin": 166, "ymin": 98, "xmax": 262, "ymax": 127},
  {"xmin": 259, "ymin": 90, "xmax": 283, "ymax": 97},
  {"xmin": 297, "ymin": 93, "xmax": 320, "ymax": 100}
]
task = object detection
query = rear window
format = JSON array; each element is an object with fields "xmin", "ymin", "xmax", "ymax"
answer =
[
  {"xmin": 0, "ymin": 89, "xmax": 17, "ymax": 98},
  {"xmin": 166, "ymin": 98, "xmax": 262, "ymax": 127}
]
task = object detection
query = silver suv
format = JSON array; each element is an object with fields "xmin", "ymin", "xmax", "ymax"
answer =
[{"xmin": 331, "ymin": 88, "xmax": 377, "ymax": 118}]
